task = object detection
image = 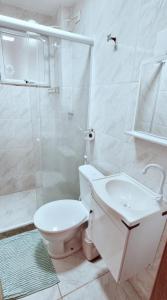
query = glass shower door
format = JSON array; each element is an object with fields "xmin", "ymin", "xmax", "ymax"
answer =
[
  {"xmin": 38, "ymin": 38, "xmax": 91, "ymax": 204},
  {"xmin": 0, "ymin": 29, "xmax": 49, "ymax": 232}
]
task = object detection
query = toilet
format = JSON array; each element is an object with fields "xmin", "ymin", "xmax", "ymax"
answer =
[{"xmin": 34, "ymin": 165, "xmax": 103, "ymax": 258}]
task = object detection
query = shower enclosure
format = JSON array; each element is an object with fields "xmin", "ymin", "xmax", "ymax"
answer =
[{"xmin": 0, "ymin": 18, "xmax": 92, "ymax": 233}]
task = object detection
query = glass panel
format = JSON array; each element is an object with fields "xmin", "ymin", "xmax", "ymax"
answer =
[
  {"xmin": 0, "ymin": 30, "xmax": 48, "ymax": 231},
  {"xmin": 38, "ymin": 39, "xmax": 91, "ymax": 205},
  {"xmin": 0, "ymin": 85, "xmax": 39, "ymax": 231},
  {"xmin": 28, "ymin": 35, "xmax": 49, "ymax": 84},
  {"xmin": 1, "ymin": 32, "xmax": 28, "ymax": 80},
  {"xmin": 0, "ymin": 30, "xmax": 49, "ymax": 84},
  {"xmin": 0, "ymin": 28, "xmax": 91, "ymax": 230}
]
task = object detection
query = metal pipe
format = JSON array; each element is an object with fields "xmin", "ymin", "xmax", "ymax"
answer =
[{"xmin": 0, "ymin": 15, "xmax": 94, "ymax": 46}]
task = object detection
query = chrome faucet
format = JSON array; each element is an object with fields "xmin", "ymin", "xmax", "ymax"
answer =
[{"xmin": 142, "ymin": 164, "xmax": 166, "ymax": 202}]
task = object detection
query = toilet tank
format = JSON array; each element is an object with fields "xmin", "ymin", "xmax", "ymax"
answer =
[{"xmin": 79, "ymin": 165, "xmax": 103, "ymax": 210}]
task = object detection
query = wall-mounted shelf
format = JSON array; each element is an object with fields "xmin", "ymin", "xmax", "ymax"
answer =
[{"xmin": 126, "ymin": 131, "xmax": 167, "ymax": 147}]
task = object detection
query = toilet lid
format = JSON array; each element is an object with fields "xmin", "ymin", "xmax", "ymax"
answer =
[{"xmin": 34, "ymin": 199, "xmax": 89, "ymax": 233}]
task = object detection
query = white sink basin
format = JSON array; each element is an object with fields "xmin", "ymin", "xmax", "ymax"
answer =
[
  {"xmin": 91, "ymin": 173, "xmax": 165, "ymax": 226},
  {"xmin": 105, "ymin": 179, "xmax": 155, "ymax": 211}
]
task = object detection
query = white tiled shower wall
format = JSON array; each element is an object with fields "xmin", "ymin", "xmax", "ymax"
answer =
[
  {"xmin": 0, "ymin": 4, "xmax": 54, "ymax": 196},
  {"xmin": 0, "ymin": 3, "xmax": 91, "ymax": 230},
  {"xmin": 0, "ymin": 4, "xmax": 55, "ymax": 229},
  {"xmin": 58, "ymin": 0, "xmax": 167, "ymax": 298}
]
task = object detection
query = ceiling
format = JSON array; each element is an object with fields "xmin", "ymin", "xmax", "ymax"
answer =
[{"xmin": 0, "ymin": 0, "xmax": 77, "ymax": 16}]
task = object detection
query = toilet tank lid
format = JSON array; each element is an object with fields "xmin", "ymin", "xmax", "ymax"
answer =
[{"xmin": 79, "ymin": 165, "xmax": 104, "ymax": 181}]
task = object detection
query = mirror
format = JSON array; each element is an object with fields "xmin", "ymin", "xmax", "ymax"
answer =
[{"xmin": 134, "ymin": 57, "xmax": 167, "ymax": 140}]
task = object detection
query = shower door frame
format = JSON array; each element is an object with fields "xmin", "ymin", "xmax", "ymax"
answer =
[
  {"xmin": 0, "ymin": 23, "xmax": 94, "ymax": 233},
  {"xmin": 0, "ymin": 27, "xmax": 51, "ymax": 233}
]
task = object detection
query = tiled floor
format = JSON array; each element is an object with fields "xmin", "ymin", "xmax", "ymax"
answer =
[
  {"xmin": 0, "ymin": 226, "xmax": 166, "ymax": 300},
  {"xmin": 21, "ymin": 250, "xmax": 141, "ymax": 300},
  {"xmin": 1, "ymin": 225, "xmax": 166, "ymax": 300}
]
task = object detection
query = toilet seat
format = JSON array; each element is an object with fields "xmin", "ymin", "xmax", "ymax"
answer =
[{"xmin": 34, "ymin": 199, "xmax": 89, "ymax": 234}]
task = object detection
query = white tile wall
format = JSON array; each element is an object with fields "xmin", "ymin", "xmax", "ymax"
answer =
[
  {"xmin": 0, "ymin": 5, "xmax": 58, "ymax": 230},
  {"xmin": 64, "ymin": 0, "xmax": 167, "ymax": 198},
  {"xmin": 59, "ymin": 0, "xmax": 167, "ymax": 298},
  {"xmin": 0, "ymin": 4, "xmax": 90, "ymax": 207},
  {"xmin": 0, "ymin": 86, "xmax": 37, "ymax": 195}
]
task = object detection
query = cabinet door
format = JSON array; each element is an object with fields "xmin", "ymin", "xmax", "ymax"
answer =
[
  {"xmin": 90, "ymin": 198, "xmax": 128, "ymax": 281},
  {"xmin": 120, "ymin": 212, "xmax": 166, "ymax": 281}
]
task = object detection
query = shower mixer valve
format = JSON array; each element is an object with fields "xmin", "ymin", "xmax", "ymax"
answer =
[{"xmin": 107, "ymin": 34, "xmax": 117, "ymax": 49}]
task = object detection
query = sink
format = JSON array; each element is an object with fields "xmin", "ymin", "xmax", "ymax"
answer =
[
  {"xmin": 91, "ymin": 173, "xmax": 165, "ymax": 226},
  {"xmin": 105, "ymin": 179, "xmax": 156, "ymax": 211},
  {"xmin": 90, "ymin": 173, "xmax": 167, "ymax": 282}
]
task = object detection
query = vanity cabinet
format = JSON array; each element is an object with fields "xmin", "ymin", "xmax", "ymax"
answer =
[{"xmin": 90, "ymin": 197, "xmax": 166, "ymax": 282}]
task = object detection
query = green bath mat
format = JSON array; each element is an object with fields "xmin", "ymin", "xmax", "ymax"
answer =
[{"xmin": 0, "ymin": 230, "xmax": 59, "ymax": 299}]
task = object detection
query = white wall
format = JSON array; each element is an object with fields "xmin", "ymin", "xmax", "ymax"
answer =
[
  {"xmin": 0, "ymin": 4, "xmax": 91, "ymax": 202},
  {"xmin": 0, "ymin": 3, "xmax": 55, "ymax": 25},
  {"xmin": 0, "ymin": 4, "xmax": 54, "ymax": 195},
  {"xmin": 0, "ymin": 4, "xmax": 58, "ymax": 230},
  {"xmin": 64, "ymin": 0, "xmax": 167, "ymax": 198},
  {"xmin": 60, "ymin": 1, "xmax": 167, "ymax": 298}
]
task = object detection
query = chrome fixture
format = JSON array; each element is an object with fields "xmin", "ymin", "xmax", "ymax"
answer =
[
  {"xmin": 84, "ymin": 154, "xmax": 88, "ymax": 164},
  {"xmin": 142, "ymin": 163, "xmax": 166, "ymax": 202},
  {"xmin": 107, "ymin": 34, "xmax": 117, "ymax": 49}
]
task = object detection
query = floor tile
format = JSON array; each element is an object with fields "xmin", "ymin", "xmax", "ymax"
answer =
[
  {"xmin": 62, "ymin": 273, "xmax": 115, "ymax": 300},
  {"xmin": 62, "ymin": 272, "xmax": 141, "ymax": 300},
  {"xmin": 52, "ymin": 250, "xmax": 108, "ymax": 297},
  {"xmin": 119, "ymin": 281, "xmax": 141, "ymax": 300},
  {"xmin": 62, "ymin": 272, "xmax": 135, "ymax": 300},
  {"xmin": 21, "ymin": 284, "xmax": 62, "ymax": 300}
]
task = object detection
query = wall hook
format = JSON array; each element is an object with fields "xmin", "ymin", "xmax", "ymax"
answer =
[{"xmin": 107, "ymin": 34, "xmax": 117, "ymax": 50}]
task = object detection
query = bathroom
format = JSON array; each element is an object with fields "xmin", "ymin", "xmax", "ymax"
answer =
[{"xmin": 0, "ymin": 0, "xmax": 166, "ymax": 299}]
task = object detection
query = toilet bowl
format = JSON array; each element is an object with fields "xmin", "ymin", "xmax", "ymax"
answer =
[
  {"xmin": 34, "ymin": 199, "xmax": 89, "ymax": 258},
  {"xmin": 34, "ymin": 165, "xmax": 103, "ymax": 258}
]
